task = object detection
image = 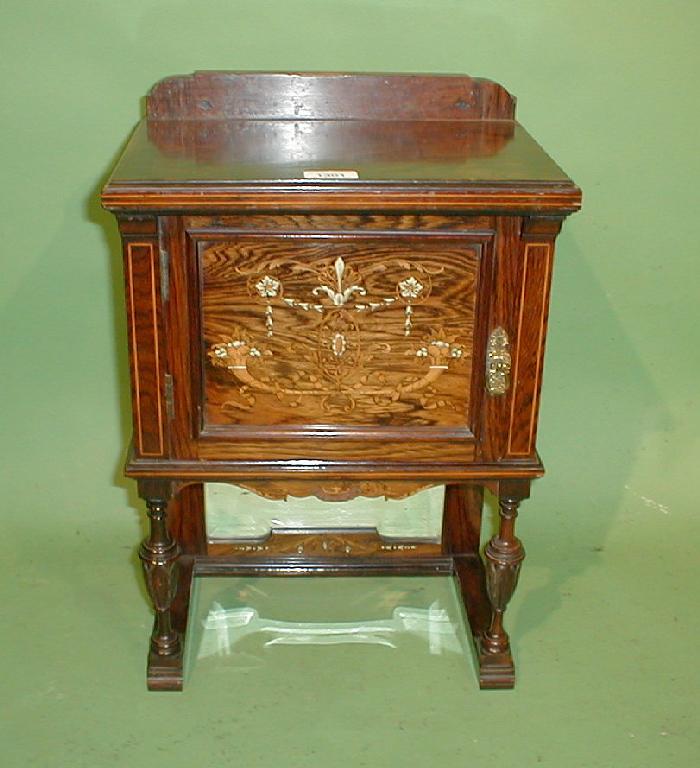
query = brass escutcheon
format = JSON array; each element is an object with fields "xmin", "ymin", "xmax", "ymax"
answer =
[{"xmin": 486, "ymin": 327, "xmax": 511, "ymax": 396}]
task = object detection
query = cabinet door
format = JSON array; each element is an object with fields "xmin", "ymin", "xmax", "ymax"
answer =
[{"xmin": 190, "ymin": 230, "xmax": 493, "ymax": 463}]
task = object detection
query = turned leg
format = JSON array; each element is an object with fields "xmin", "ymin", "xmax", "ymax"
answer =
[
  {"xmin": 138, "ymin": 484, "xmax": 180, "ymax": 659},
  {"xmin": 482, "ymin": 489, "xmax": 526, "ymax": 659},
  {"xmin": 443, "ymin": 482, "xmax": 525, "ymax": 688}
]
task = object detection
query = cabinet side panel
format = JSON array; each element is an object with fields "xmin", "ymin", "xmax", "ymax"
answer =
[
  {"xmin": 507, "ymin": 243, "xmax": 554, "ymax": 456},
  {"xmin": 123, "ymin": 240, "xmax": 166, "ymax": 457}
]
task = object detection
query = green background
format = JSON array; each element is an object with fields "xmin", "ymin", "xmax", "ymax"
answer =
[{"xmin": 1, "ymin": 1, "xmax": 698, "ymax": 766}]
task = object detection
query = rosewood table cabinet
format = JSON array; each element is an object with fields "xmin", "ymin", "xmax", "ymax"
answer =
[{"xmin": 101, "ymin": 72, "xmax": 581, "ymax": 691}]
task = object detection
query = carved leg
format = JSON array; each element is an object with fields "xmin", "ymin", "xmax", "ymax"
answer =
[
  {"xmin": 478, "ymin": 481, "xmax": 528, "ymax": 687},
  {"xmin": 137, "ymin": 480, "xmax": 186, "ymax": 690},
  {"xmin": 140, "ymin": 498, "xmax": 180, "ymax": 657}
]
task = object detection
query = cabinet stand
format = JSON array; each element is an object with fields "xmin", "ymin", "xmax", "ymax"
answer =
[{"xmin": 138, "ymin": 478, "xmax": 529, "ymax": 691}]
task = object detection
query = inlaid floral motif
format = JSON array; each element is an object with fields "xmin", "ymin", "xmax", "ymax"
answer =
[
  {"xmin": 398, "ymin": 275, "xmax": 424, "ymax": 335},
  {"xmin": 312, "ymin": 256, "xmax": 367, "ymax": 306},
  {"xmin": 398, "ymin": 276, "xmax": 424, "ymax": 299},
  {"xmin": 204, "ymin": 244, "xmax": 475, "ymax": 422},
  {"xmin": 255, "ymin": 275, "xmax": 280, "ymax": 298},
  {"xmin": 254, "ymin": 276, "xmax": 281, "ymax": 336}
]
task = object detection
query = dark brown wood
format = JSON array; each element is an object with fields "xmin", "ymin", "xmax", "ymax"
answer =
[
  {"xmin": 146, "ymin": 72, "xmax": 516, "ymax": 122},
  {"xmin": 136, "ymin": 479, "xmax": 182, "ymax": 689},
  {"xmin": 125, "ymin": 452, "xmax": 545, "ymax": 480},
  {"xmin": 146, "ymin": 120, "xmax": 515, "ymax": 165},
  {"xmin": 506, "ymin": 217, "xmax": 562, "ymax": 457},
  {"xmin": 102, "ymin": 72, "xmax": 581, "ymax": 691},
  {"xmin": 146, "ymin": 555, "xmax": 194, "ymax": 692},
  {"xmin": 233, "ymin": 478, "xmax": 436, "ymax": 502},
  {"xmin": 193, "ymin": 555, "xmax": 454, "ymax": 577},
  {"xmin": 103, "ymin": 184, "xmax": 581, "ymax": 215},
  {"xmin": 208, "ymin": 528, "xmax": 441, "ymax": 559},
  {"xmin": 103, "ymin": 72, "xmax": 580, "ymax": 215},
  {"xmin": 476, "ymin": 478, "xmax": 530, "ymax": 688},
  {"xmin": 184, "ymin": 213, "xmax": 495, "ymax": 232},
  {"xmin": 441, "ymin": 483, "xmax": 516, "ymax": 688},
  {"xmin": 442, "ymin": 484, "xmax": 483, "ymax": 555},
  {"xmin": 169, "ymin": 483, "xmax": 206, "ymax": 556},
  {"xmin": 120, "ymin": 220, "xmax": 167, "ymax": 459}
]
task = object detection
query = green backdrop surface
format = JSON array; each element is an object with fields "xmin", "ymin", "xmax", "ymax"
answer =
[{"xmin": 1, "ymin": 2, "xmax": 698, "ymax": 767}]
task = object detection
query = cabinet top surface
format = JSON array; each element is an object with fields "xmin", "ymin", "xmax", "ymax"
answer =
[{"xmin": 102, "ymin": 72, "xmax": 581, "ymax": 212}]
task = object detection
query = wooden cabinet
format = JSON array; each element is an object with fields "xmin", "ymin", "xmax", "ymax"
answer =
[{"xmin": 102, "ymin": 72, "xmax": 581, "ymax": 691}]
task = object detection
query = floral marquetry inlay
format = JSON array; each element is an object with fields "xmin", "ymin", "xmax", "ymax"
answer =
[
  {"xmin": 398, "ymin": 276, "xmax": 424, "ymax": 299},
  {"xmin": 312, "ymin": 256, "xmax": 367, "ymax": 307},
  {"xmin": 201, "ymin": 237, "xmax": 481, "ymax": 427},
  {"xmin": 255, "ymin": 275, "xmax": 280, "ymax": 298}
]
